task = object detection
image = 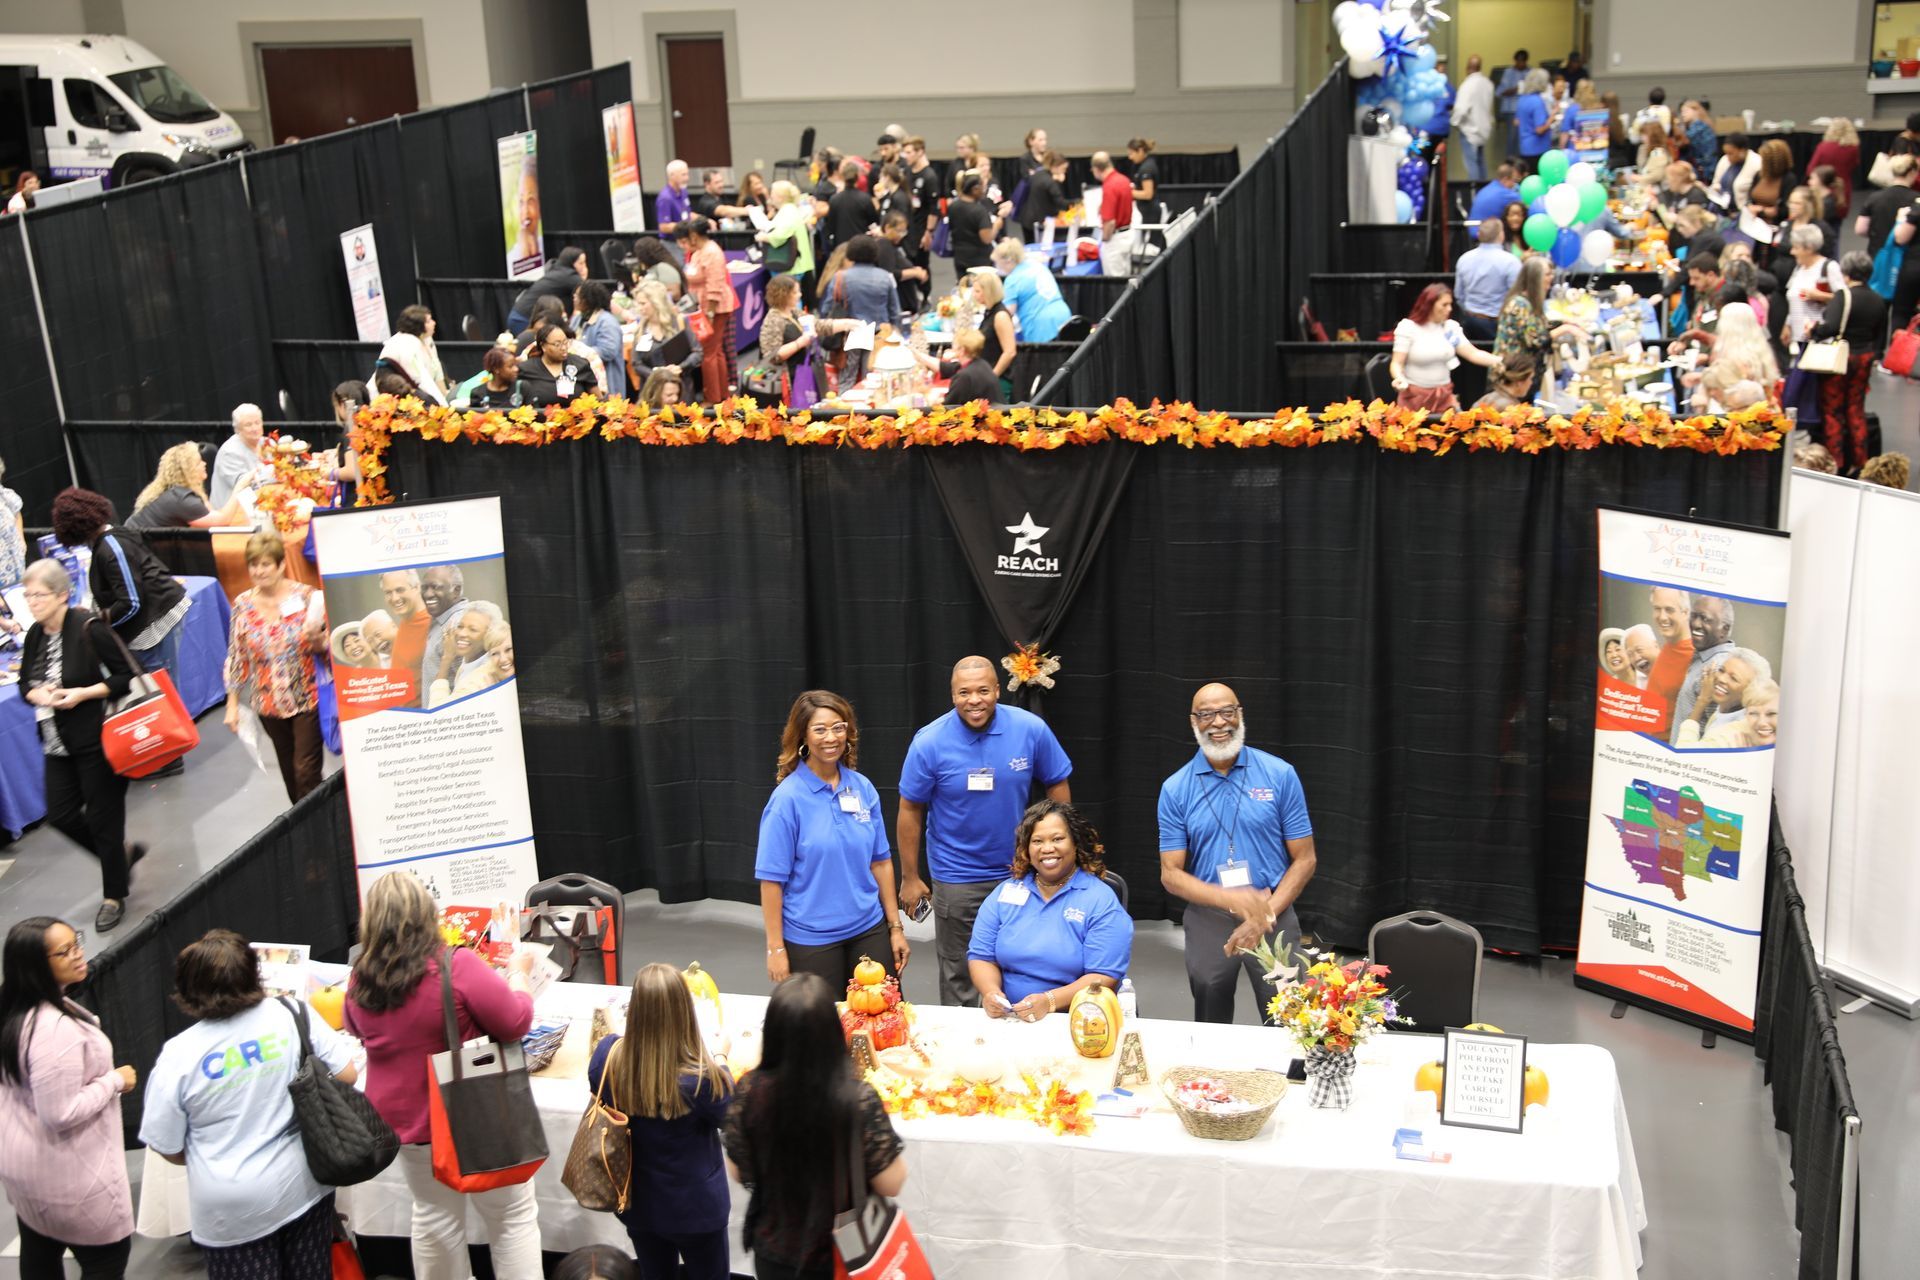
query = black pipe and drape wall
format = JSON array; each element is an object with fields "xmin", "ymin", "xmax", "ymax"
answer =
[{"xmin": 384, "ymin": 432, "xmax": 1779, "ymax": 955}]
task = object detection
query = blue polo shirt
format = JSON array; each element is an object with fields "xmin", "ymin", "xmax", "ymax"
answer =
[
  {"xmin": 1515, "ymin": 95, "xmax": 1551, "ymax": 158},
  {"xmin": 966, "ymin": 869, "xmax": 1132, "ymax": 1003},
  {"xmin": 1157, "ymin": 747, "xmax": 1313, "ymax": 891},
  {"xmin": 898, "ymin": 705, "xmax": 1073, "ymax": 883},
  {"xmin": 755, "ymin": 765, "xmax": 891, "ymax": 946},
  {"xmin": 1469, "ymin": 180, "xmax": 1520, "ymax": 224}
]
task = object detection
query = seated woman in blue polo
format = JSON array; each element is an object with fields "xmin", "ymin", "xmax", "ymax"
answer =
[{"xmin": 968, "ymin": 801, "xmax": 1133, "ymax": 1022}]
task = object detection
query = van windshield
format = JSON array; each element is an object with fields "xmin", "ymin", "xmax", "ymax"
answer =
[{"xmin": 107, "ymin": 64, "xmax": 219, "ymax": 124}]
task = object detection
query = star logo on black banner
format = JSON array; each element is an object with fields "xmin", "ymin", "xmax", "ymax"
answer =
[{"xmin": 1005, "ymin": 512, "xmax": 1049, "ymax": 556}]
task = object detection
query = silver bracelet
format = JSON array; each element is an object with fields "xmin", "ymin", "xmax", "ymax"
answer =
[{"xmin": 767, "ymin": 946, "xmax": 786, "ymax": 956}]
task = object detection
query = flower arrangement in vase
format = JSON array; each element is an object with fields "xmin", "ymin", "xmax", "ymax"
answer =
[{"xmin": 1239, "ymin": 937, "xmax": 1399, "ymax": 1109}]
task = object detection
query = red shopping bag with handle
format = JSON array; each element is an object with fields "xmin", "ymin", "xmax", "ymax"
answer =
[
  {"xmin": 425, "ymin": 950, "xmax": 547, "ymax": 1192},
  {"xmin": 92, "ymin": 620, "xmax": 198, "ymax": 778},
  {"xmin": 1883, "ymin": 316, "xmax": 1920, "ymax": 378}
]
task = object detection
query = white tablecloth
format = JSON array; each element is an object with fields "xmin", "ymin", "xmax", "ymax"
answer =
[{"xmin": 314, "ymin": 982, "xmax": 1645, "ymax": 1279}]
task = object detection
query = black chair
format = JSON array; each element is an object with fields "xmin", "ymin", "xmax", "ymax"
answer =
[
  {"xmin": 1100, "ymin": 869, "xmax": 1129, "ymax": 912},
  {"xmin": 525, "ymin": 872, "xmax": 625, "ymax": 985},
  {"xmin": 1366, "ymin": 910, "xmax": 1483, "ymax": 1032},
  {"xmin": 598, "ymin": 236, "xmax": 633, "ymax": 282},
  {"xmin": 461, "ymin": 313, "xmax": 489, "ymax": 342},
  {"xmin": 1054, "ymin": 315, "xmax": 1091, "ymax": 344},
  {"xmin": 1361, "ymin": 351, "xmax": 1393, "ymax": 402}
]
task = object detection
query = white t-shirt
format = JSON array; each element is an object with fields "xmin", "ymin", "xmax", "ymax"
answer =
[
  {"xmin": 1393, "ymin": 318, "xmax": 1467, "ymax": 388},
  {"xmin": 139, "ymin": 998, "xmax": 354, "ymax": 1247},
  {"xmin": 1784, "ymin": 256, "xmax": 1846, "ymax": 346}
]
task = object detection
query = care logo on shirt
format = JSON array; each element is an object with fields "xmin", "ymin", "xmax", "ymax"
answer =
[
  {"xmin": 1008, "ymin": 756, "xmax": 1031, "ymax": 772},
  {"xmin": 199, "ymin": 1032, "xmax": 290, "ymax": 1082},
  {"xmin": 1247, "ymin": 787, "xmax": 1275, "ymax": 802},
  {"xmin": 1063, "ymin": 907, "xmax": 1086, "ymax": 924}
]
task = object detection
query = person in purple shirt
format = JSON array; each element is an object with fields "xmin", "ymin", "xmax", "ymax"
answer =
[
  {"xmin": 656, "ymin": 160, "xmax": 692, "ymax": 235},
  {"xmin": 587, "ymin": 963, "xmax": 734, "ymax": 1280}
]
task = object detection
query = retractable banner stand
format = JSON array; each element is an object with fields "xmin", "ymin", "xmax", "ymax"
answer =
[
  {"xmin": 339, "ymin": 223, "xmax": 390, "ymax": 343},
  {"xmin": 499, "ymin": 131, "xmax": 545, "ymax": 280},
  {"xmin": 923, "ymin": 444, "xmax": 1137, "ymax": 650},
  {"xmin": 310, "ymin": 497, "xmax": 539, "ymax": 905},
  {"xmin": 1575, "ymin": 506, "xmax": 1791, "ymax": 1038},
  {"xmin": 602, "ymin": 102, "xmax": 645, "ymax": 233}
]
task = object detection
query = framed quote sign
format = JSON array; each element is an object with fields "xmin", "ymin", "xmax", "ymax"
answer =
[{"xmin": 1439, "ymin": 1026, "xmax": 1528, "ymax": 1133}]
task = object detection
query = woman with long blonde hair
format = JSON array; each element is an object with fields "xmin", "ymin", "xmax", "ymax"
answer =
[
  {"xmin": 585, "ymin": 963, "xmax": 733, "ymax": 1278},
  {"xmin": 630, "ymin": 278, "xmax": 702, "ymax": 387},
  {"xmin": 1691, "ymin": 301, "xmax": 1778, "ymax": 409},
  {"xmin": 126, "ymin": 442, "xmax": 249, "ymax": 530}
]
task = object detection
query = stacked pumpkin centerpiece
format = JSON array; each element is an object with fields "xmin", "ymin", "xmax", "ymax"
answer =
[{"xmin": 839, "ymin": 955, "xmax": 914, "ymax": 1051}]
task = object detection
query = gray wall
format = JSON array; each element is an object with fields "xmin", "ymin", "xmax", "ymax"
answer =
[{"xmin": 480, "ymin": 0, "xmax": 591, "ymax": 94}]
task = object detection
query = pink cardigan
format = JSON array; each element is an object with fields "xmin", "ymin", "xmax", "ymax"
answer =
[
  {"xmin": 0, "ymin": 1002, "xmax": 133, "ymax": 1245},
  {"xmin": 344, "ymin": 948, "xmax": 533, "ymax": 1144}
]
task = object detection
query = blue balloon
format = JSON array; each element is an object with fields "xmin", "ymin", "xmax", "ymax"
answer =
[
  {"xmin": 1358, "ymin": 0, "xmax": 1385, "ymax": 7},
  {"xmin": 1402, "ymin": 98, "xmax": 1434, "ymax": 130},
  {"xmin": 1357, "ymin": 79, "xmax": 1386, "ymax": 104},
  {"xmin": 1417, "ymin": 70, "xmax": 1447, "ymax": 95},
  {"xmin": 1394, "ymin": 191, "xmax": 1414, "ymax": 223},
  {"xmin": 1551, "ymin": 227, "xmax": 1582, "ymax": 267},
  {"xmin": 1529, "ymin": 196, "xmax": 1549, "ymax": 216},
  {"xmin": 1413, "ymin": 45, "xmax": 1438, "ymax": 73}
]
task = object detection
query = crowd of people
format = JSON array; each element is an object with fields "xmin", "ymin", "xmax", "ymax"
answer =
[{"xmin": 0, "ymin": 659, "xmax": 1314, "ymax": 1279}]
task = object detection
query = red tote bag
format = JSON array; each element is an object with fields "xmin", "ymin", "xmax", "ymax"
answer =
[
  {"xmin": 832, "ymin": 1112, "xmax": 934, "ymax": 1280},
  {"xmin": 1883, "ymin": 316, "xmax": 1920, "ymax": 378},
  {"xmin": 425, "ymin": 951, "xmax": 548, "ymax": 1192},
  {"xmin": 93, "ymin": 622, "xmax": 199, "ymax": 778}
]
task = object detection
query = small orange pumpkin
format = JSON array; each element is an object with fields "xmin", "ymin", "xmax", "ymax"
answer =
[
  {"xmin": 853, "ymin": 956, "xmax": 886, "ymax": 987},
  {"xmin": 849, "ymin": 986, "xmax": 887, "ymax": 1015}
]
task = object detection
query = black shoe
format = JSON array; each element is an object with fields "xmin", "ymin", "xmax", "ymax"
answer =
[
  {"xmin": 148, "ymin": 759, "xmax": 184, "ymax": 778},
  {"xmin": 95, "ymin": 899, "xmax": 124, "ymax": 931}
]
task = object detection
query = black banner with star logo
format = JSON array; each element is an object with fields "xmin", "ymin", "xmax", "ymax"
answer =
[{"xmin": 923, "ymin": 444, "xmax": 1138, "ymax": 652}]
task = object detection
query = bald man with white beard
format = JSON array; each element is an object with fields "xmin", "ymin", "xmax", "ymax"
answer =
[{"xmin": 1158, "ymin": 683, "xmax": 1318, "ymax": 1024}]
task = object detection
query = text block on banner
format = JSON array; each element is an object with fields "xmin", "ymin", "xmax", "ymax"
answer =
[
  {"xmin": 310, "ymin": 498, "xmax": 539, "ymax": 907},
  {"xmin": 1574, "ymin": 507, "xmax": 1790, "ymax": 1038}
]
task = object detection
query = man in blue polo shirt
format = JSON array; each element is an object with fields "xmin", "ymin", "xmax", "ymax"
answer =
[
  {"xmin": 1469, "ymin": 162, "xmax": 1522, "ymax": 224},
  {"xmin": 898, "ymin": 655, "xmax": 1073, "ymax": 1006},
  {"xmin": 1158, "ymin": 682, "xmax": 1318, "ymax": 1024}
]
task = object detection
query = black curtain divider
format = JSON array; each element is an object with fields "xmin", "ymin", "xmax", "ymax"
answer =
[
  {"xmin": 25, "ymin": 165, "xmax": 274, "ymax": 422},
  {"xmin": 1054, "ymin": 276, "xmax": 1130, "ymax": 325},
  {"xmin": 381, "ymin": 432, "xmax": 1777, "ymax": 953},
  {"xmin": 86, "ymin": 774, "xmax": 357, "ymax": 1145},
  {"xmin": 66, "ymin": 420, "xmax": 342, "ymax": 518},
  {"xmin": 1753, "ymin": 819, "xmax": 1862, "ymax": 1280},
  {"xmin": 1275, "ymin": 341, "xmax": 1392, "ymax": 406},
  {"xmin": 525, "ymin": 65, "xmax": 631, "ymax": 235},
  {"xmin": 0, "ymin": 228, "xmax": 68, "ymax": 523},
  {"xmin": 273, "ymin": 340, "xmax": 495, "ymax": 421},
  {"xmin": 416, "ymin": 278, "xmax": 526, "ymax": 338},
  {"xmin": 1038, "ymin": 69, "xmax": 1348, "ymax": 409},
  {"xmin": 400, "ymin": 91, "xmax": 531, "ymax": 279},
  {"xmin": 244, "ymin": 121, "xmax": 416, "ymax": 341}
]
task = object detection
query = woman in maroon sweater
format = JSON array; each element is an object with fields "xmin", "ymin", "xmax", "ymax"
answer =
[
  {"xmin": 1808, "ymin": 119, "xmax": 1859, "ymax": 221},
  {"xmin": 344, "ymin": 872, "xmax": 540, "ymax": 1280}
]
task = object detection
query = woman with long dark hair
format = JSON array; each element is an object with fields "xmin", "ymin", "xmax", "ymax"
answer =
[
  {"xmin": 755, "ymin": 690, "xmax": 908, "ymax": 991},
  {"xmin": 0, "ymin": 916, "xmax": 137, "ymax": 1278},
  {"xmin": 344, "ymin": 871, "xmax": 540, "ymax": 1280},
  {"xmin": 722, "ymin": 974, "xmax": 907, "ymax": 1280}
]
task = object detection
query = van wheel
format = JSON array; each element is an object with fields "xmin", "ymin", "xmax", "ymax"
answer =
[{"xmin": 118, "ymin": 162, "xmax": 172, "ymax": 185}]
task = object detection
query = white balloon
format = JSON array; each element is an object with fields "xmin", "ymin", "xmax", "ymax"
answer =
[
  {"xmin": 1343, "ymin": 27, "xmax": 1384, "ymax": 61},
  {"xmin": 1545, "ymin": 183, "xmax": 1582, "ymax": 228},
  {"xmin": 1568, "ymin": 162, "xmax": 1598, "ymax": 187},
  {"xmin": 1349, "ymin": 54, "xmax": 1386, "ymax": 79},
  {"xmin": 1582, "ymin": 228, "xmax": 1616, "ymax": 264},
  {"xmin": 1386, "ymin": 126, "xmax": 1413, "ymax": 148},
  {"xmin": 1331, "ymin": 0, "xmax": 1364, "ymax": 33}
]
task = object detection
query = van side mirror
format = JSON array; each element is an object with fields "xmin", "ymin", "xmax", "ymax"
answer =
[{"xmin": 104, "ymin": 109, "xmax": 135, "ymax": 133}]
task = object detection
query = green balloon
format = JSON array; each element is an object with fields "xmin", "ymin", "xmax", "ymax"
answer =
[
  {"xmin": 1523, "ymin": 213, "xmax": 1557, "ymax": 252},
  {"xmin": 1519, "ymin": 174, "xmax": 1548, "ymax": 205},
  {"xmin": 1538, "ymin": 151, "xmax": 1570, "ymax": 184},
  {"xmin": 1577, "ymin": 181, "xmax": 1608, "ymax": 223}
]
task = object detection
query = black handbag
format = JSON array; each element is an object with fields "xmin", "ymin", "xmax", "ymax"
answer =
[{"xmin": 277, "ymin": 997, "xmax": 400, "ymax": 1186}]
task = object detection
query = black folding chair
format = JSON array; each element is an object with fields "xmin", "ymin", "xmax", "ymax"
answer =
[
  {"xmin": 1366, "ymin": 910, "xmax": 1484, "ymax": 1033},
  {"xmin": 524, "ymin": 873, "xmax": 625, "ymax": 986},
  {"xmin": 1099, "ymin": 869, "xmax": 1129, "ymax": 912}
]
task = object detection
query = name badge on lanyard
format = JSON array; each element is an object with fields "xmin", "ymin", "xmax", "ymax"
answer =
[
  {"xmin": 280, "ymin": 592, "xmax": 306, "ymax": 620},
  {"xmin": 1218, "ymin": 859, "xmax": 1252, "ymax": 889},
  {"xmin": 838, "ymin": 791, "xmax": 862, "ymax": 814},
  {"xmin": 998, "ymin": 883, "xmax": 1030, "ymax": 906},
  {"xmin": 967, "ymin": 768, "xmax": 994, "ymax": 792}
]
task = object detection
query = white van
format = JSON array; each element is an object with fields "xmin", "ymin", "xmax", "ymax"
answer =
[{"xmin": 0, "ymin": 34, "xmax": 248, "ymax": 189}]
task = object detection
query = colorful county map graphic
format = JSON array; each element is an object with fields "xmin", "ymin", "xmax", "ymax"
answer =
[{"xmin": 1606, "ymin": 780, "xmax": 1741, "ymax": 902}]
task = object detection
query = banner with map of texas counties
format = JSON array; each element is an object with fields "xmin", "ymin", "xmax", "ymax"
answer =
[
  {"xmin": 1575, "ymin": 506, "xmax": 1790, "ymax": 1038},
  {"xmin": 310, "ymin": 497, "xmax": 538, "ymax": 908}
]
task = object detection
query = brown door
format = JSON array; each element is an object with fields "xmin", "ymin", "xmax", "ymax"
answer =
[
  {"xmin": 260, "ymin": 45, "xmax": 419, "ymax": 144},
  {"xmin": 662, "ymin": 37, "xmax": 730, "ymax": 166}
]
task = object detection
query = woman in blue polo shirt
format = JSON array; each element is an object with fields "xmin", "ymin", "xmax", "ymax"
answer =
[
  {"xmin": 968, "ymin": 801, "xmax": 1132, "ymax": 1022},
  {"xmin": 1514, "ymin": 68, "xmax": 1555, "ymax": 166},
  {"xmin": 757, "ymin": 690, "xmax": 910, "ymax": 990}
]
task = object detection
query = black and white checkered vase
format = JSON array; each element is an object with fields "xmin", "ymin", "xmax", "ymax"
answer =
[{"xmin": 1304, "ymin": 1045, "xmax": 1357, "ymax": 1109}]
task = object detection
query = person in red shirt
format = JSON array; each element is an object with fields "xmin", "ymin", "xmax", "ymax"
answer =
[
  {"xmin": 1643, "ymin": 586, "xmax": 1693, "ymax": 737},
  {"xmin": 380, "ymin": 569, "xmax": 432, "ymax": 703},
  {"xmin": 1093, "ymin": 151, "xmax": 1136, "ymax": 277}
]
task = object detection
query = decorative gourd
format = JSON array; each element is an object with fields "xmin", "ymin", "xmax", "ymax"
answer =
[
  {"xmin": 682, "ymin": 961, "xmax": 723, "ymax": 1026},
  {"xmin": 850, "ymin": 986, "xmax": 887, "ymax": 1016},
  {"xmin": 1414, "ymin": 1059, "xmax": 1445, "ymax": 1104},
  {"xmin": 1524, "ymin": 1064, "xmax": 1550, "ymax": 1109},
  {"xmin": 309, "ymin": 983, "xmax": 346, "ymax": 1032},
  {"xmin": 953, "ymin": 1037, "xmax": 1006, "ymax": 1084},
  {"xmin": 1069, "ymin": 985, "xmax": 1123, "ymax": 1058},
  {"xmin": 853, "ymin": 956, "xmax": 887, "ymax": 987},
  {"xmin": 1412, "ymin": 1052, "xmax": 1549, "ymax": 1110}
]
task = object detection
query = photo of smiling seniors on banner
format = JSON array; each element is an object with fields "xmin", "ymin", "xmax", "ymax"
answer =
[
  {"xmin": 311, "ymin": 497, "xmax": 537, "ymax": 906},
  {"xmin": 1576, "ymin": 507, "xmax": 1790, "ymax": 1038}
]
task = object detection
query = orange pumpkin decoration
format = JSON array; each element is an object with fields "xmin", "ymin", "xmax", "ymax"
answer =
[
  {"xmin": 850, "ymin": 986, "xmax": 887, "ymax": 1015},
  {"xmin": 853, "ymin": 956, "xmax": 887, "ymax": 987},
  {"xmin": 1414, "ymin": 1060, "xmax": 1445, "ymax": 1105},
  {"xmin": 1524, "ymin": 1065, "xmax": 1550, "ymax": 1109}
]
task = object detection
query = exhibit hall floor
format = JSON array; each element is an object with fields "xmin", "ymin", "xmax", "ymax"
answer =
[{"xmin": 0, "ymin": 722, "xmax": 1909, "ymax": 1279}]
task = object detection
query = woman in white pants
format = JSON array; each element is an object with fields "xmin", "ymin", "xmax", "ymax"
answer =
[{"xmin": 343, "ymin": 872, "xmax": 543, "ymax": 1279}]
